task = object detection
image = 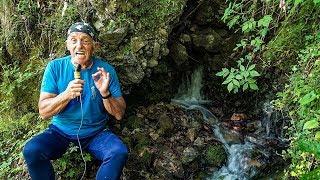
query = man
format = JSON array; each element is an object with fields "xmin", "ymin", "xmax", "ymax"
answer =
[{"xmin": 23, "ymin": 22, "xmax": 128, "ymax": 180}]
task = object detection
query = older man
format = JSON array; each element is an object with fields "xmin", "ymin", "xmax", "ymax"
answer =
[{"xmin": 23, "ymin": 22, "xmax": 128, "ymax": 180}]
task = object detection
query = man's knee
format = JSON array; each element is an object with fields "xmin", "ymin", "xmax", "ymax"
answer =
[
  {"xmin": 23, "ymin": 140, "xmax": 47, "ymax": 163},
  {"xmin": 107, "ymin": 143, "xmax": 128, "ymax": 162}
]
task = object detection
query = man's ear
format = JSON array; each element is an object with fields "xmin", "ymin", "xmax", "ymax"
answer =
[{"xmin": 65, "ymin": 40, "xmax": 69, "ymax": 50}]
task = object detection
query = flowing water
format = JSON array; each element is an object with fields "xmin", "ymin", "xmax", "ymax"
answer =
[{"xmin": 172, "ymin": 66, "xmax": 287, "ymax": 179}]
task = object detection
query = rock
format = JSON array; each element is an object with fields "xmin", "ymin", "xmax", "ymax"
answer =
[
  {"xmin": 131, "ymin": 36, "xmax": 146, "ymax": 53},
  {"xmin": 179, "ymin": 34, "xmax": 191, "ymax": 44},
  {"xmin": 194, "ymin": 137, "xmax": 205, "ymax": 147},
  {"xmin": 158, "ymin": 114, "xmax": 174, "ymax": 136},
  {"xmin": 148, "ymin": 58, "xmax": 158, "ymax": 68},
  {"xmin": 231, "ymin": 113, "xmax": 248, "ymax": 121},
  {"xmin": 191, "ymin": 29, "xmax": 223, "ymax": 53},
  {"xmin": 182, "ymin": 147, "xmax": 199, "ymax": 164},
  {"xmin": 170, "ymin": 42, "xmax": 189, "ymax": 66},
  {"xmin": 149, "ymin": 131, "xmax": 160, "ymax": 141},
  {"xmin": 99, "ymin": 27, "xmax": 128, "ymax": 47},
  {"xmin": 187, "ymin": 128, "xmax": 196, "ymax": 142},
  {"xmin": 125, "ymin": 115, "xmax": 144, "ymax": 129},
  {"xmin": 153, "ymin": 149, "xmax": 184, "ymax": 178},
  {"xmin": 219, "ymin": 127, "xmax": 243, "ymax": 144},
  {"xmin": 204, "ymin": 144, "xmax": 227, "ymax": 166},
  {"xmin": 152, "ymin": 42, "xmax": 161, "ymax": 60},
  {"xmin": 119, "ymin": 55, "xmax": 145, "ymax": 84},
  {"xmin": 194, "ymin": 0, "xmax": 216, "ymax": 26}
]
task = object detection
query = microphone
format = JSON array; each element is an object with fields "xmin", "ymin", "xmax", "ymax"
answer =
[
  {"xmin": 74, "ymin": 64, "xmax": 81, "ymax": 101},
  {"xmin": 74, "ymin": 64, "xmax": 81, "ymax": 79}
]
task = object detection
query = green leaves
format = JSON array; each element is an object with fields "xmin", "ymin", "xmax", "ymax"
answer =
[
  {"xmin": 258, "ymin": 15, "xmax": 272, "ymax": 28},
  {"xmin": 217, "ymin": 63, "xmax": 260, "ymax": 93},
  {"xmin": 303, "ymin": 118, "xmax": 319, "ymax": 130},
  {"xmin": 299, "ymin": 91, "xmax": 318, "ymax": 106},
  {"xmin": 315, "ymin": 131, "xmax": 320, "ymax": 140},
  {"xmin": 242, "ymin": 18, "xmax": 256, "ymax": 33}
]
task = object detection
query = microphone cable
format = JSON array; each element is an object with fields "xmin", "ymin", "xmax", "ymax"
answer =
[
  {"xmin": 74, "ymin": 64, "xmax": 86, "ymax": 180},
  {"xmin": 77, "ymin": 94, "xmax": 86, "ymax": 180}
]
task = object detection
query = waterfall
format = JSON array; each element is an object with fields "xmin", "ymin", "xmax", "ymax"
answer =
[{"xmin": 173, "ymin": 66, "xmax": 210, "ymax": 104}]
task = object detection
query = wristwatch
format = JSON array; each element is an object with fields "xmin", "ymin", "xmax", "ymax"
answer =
[{"xmin": 102, "ymin": 92, "xmax": 112, "ymax": 99}]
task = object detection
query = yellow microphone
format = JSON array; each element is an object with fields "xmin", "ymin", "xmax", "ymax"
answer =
[{"xmin": 74, "ymin": 64, "xmax": 81, "ymax": 79}]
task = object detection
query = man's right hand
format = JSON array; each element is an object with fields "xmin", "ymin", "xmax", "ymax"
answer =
[{"xmin": 65, "ymin": 79, "xmax": 85, "ymax": 100}]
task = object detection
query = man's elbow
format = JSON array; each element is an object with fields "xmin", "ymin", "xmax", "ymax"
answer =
[
  {"xmin": 39, "ymin": 110, "xmax": 50, "ymax": 120},
  {"xmin": 39, "ymin": 114, "xmax": 48, "ymax": 120},
  {"xmin": 115, "ymin": 114, "xmax": 124, "ymax": 121},
  {"xmin": 114, "ymin": 110, "xmax": 125, "ymax": 121}
]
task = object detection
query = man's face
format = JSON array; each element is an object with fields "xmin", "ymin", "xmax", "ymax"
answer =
[{"xmin": 66, "ymin": 32, "xmax": 95, "ymax": 64}]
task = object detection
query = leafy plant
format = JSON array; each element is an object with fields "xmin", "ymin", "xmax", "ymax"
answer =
[
  {"xmin": 216, "ymin": 0, "xmax": 278, "ymax": 93},
  {"xmin": 216, "ymin": 63, "xmax": 260, "ymax": 93}
]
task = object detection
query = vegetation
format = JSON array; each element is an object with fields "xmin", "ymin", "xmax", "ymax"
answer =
[
  {"xmin": 1, "ymin": 0, "xmax": 320, "ymax": 179},
  {"xmin": 217, "ymin": 0, "xmax": 320, "ymax": 178},
  {"xmin": 0, "ymin": 0, "xmax": 187, "ymax": 178},
  {"xmin": 275, "ymin": 32, "xmax": 320, "ymax": 178}
]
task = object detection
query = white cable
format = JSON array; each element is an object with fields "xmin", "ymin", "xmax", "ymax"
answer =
[{"xmin": 77, "ymin": 94, "xmax": 86, "ymax": 180}]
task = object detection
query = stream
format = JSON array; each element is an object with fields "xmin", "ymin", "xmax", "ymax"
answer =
[{"xmin": 172, "ymin": 67, "xmax": 288, "ymax": 179}]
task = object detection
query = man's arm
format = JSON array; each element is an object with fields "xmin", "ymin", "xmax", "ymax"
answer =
[
  {"xmin": 38, "ymin": 92, "xmax": 71, "ymax": 119},
  {"xmin": 102, "ymin": 96, "xmax": 126, "ymax": 120},
  {"xmin": 39, "ymin": 79, "xmax": 84, "ymax": 119}
]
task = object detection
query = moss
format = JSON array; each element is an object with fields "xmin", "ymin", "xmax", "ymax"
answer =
[
  {"xmin": 205, "ymin": 145, "xmax": 227, "ymax": 166},
  {"xmin": 134, "ymin": 131, "xmax": 150, "ymax": 150},
  {"xmin": 262, "ymin": 0, "xmax": 320, "ymax": 71},
  {"xmin": 125, "ymin": 115, "xmax": 144, "ymax": 129},
  {"xmin": 137, "ymin": 147, "xmax": 153, "ymax": 167},
  {"xmin": 194, "ymin": 171, "xmax": 209, "ymax": 180},
  {"xmin": 128, "ymin": 0, "xmax": 186, "ymax": 32},
  {"xmin": 263, "ymin": 23, "xmax": 305, "ymax": 69}
]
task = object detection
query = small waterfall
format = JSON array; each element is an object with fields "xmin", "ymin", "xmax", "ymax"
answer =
[
  {"xmin": 173, "ymin": 66, "xmax": 210, "ymax": 104},
  {"xmin": 172, "ymin": 67, "xmax": 287, "ymax": 179}
]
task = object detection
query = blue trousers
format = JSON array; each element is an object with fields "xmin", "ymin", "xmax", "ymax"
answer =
[{"xmin": 23, "ymin": 125, "xmax": 128, "ymax": 180}]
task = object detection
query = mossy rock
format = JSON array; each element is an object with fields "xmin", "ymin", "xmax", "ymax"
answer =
[
  {"xmin": 204, "ymin": 144, "xmax": 227, "ymax": 166},
  {"xmin": 133, "ymin": 131, "xmax": 150, "ymax": 150},
  {"xmin": 158, "ymin": 114, "xmax": 174, "ymax": 137},
  {"xmin": 194, "ymin": 171, "xmax": 210, "ymax": 180},
  {"xmin": 136, "ymin": 147, "xmax": 153, "ymax": 167},
  {"xmin": 125, "ymin": 115, "xmax": 144, "ymax": 130}
]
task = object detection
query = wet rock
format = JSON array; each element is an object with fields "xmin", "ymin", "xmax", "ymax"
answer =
[
  {"xmin": 170, "ymin": 42, "xmax": 189, "ymax": 66},
  {"xmin": 231, "ymin": 113, "xmax": 248, "ymax": 121},
  {"xmin": 205, "ymin": 144, "xmax": 227, "ymax": 166},
  {"xmin": 121, "ymin": 102, "xmax": 220, "ymax": 179},
  {"xmin": 219, "ymin": 127, "xmax": 243, "ymax": 144}
]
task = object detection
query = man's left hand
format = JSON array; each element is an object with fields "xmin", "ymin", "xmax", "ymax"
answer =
[{"xmin": 92, "ymin": 67, "xmax": 110, "ymax": 97}]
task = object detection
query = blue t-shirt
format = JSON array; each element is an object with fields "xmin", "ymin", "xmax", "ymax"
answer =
[{"xmin": 41, "ymin": 55, "xmax": 122, "ymax": 138}]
